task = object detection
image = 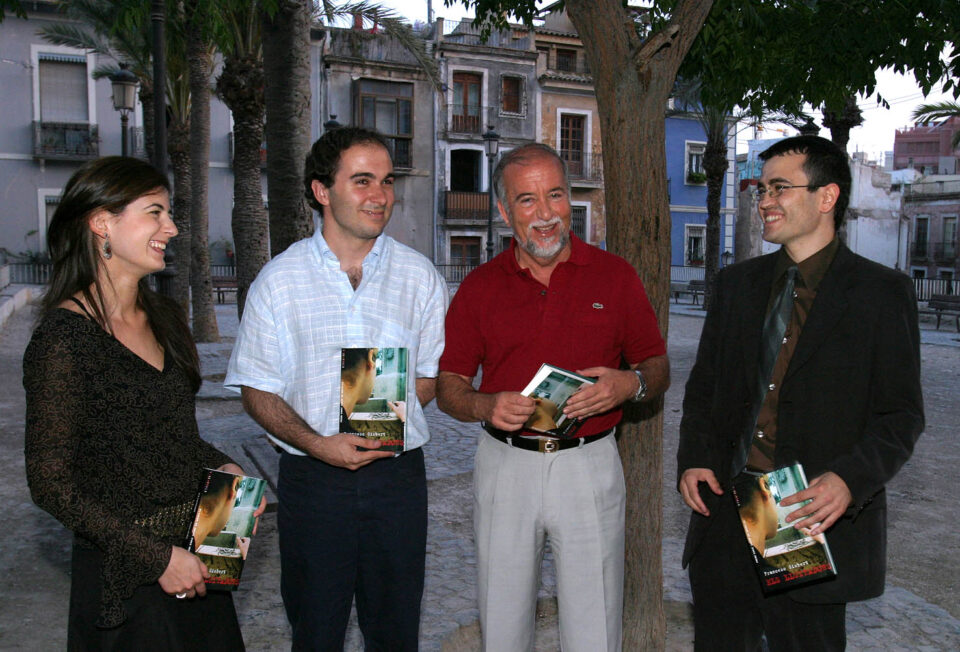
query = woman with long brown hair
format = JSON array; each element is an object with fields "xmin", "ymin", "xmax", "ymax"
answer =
[{"xmin": 23, "ymin": 156, "xmax": 258, "ymax": 650}]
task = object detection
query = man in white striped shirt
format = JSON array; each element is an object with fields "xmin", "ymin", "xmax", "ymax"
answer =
[{"xmin": 225, "ymin": 127, "xmax": 448, "ymax": 650}]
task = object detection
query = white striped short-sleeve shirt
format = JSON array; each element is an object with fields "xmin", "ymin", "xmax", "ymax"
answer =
[{"xmin": 224, "ymin": 230, "xmax": 449, "ymax": 454}]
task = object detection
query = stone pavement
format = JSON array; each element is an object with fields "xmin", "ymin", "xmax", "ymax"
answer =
[{"xmin": 2, "ymin": 287, "xmax": 959, "ymax": 650}]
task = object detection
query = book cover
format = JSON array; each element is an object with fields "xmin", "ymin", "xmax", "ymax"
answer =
[
  {"xmin": 340, "ymin": 347, "xmax": 408, "ymax": 453},
  {"xmin": 731, "ymin": 463, "xmax": 838, "ymax": 594},
  {"xmin": 185, "ymin": 469, "xmax": 267, "ymax": 591},
  {"xmin": 518, "ymin": 363, "xmax": 596, "ymax": 439}
]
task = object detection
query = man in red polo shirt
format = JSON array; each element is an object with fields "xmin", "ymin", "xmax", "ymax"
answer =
[{"xmin": 436, "ymin": 143, "xmax": 669, "ymax": 652}]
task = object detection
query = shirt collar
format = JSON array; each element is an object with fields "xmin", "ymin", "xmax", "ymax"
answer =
[
  {"xmin": 311, "ymin": 228, "xmax": 385, "ymax": 270},
  {"xmin": 773, "ymin": 236, "xmax": 839, "ymax": 291}
]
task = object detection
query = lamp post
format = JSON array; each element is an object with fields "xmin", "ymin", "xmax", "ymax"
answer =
[
  {"xmin": 483, "ymin": 125, "xmax": 500, "ymax": 262},
  {"xmin": 721, "ymin": 250, "xmax": 734, "ymax": 267},
  {"xmin": 109, "ymin": 63, "xmax": 139, "ymax": 157}
]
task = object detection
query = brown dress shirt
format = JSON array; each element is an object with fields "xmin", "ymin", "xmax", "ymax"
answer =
[{"xmin": 745, "ymin": 237, "xmax": 840, "ymax": 472}]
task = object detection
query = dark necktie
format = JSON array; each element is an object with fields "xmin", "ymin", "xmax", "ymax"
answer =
[{"xmin": 732, "ymin": 265, "xmax": 798, "ymax": 477}]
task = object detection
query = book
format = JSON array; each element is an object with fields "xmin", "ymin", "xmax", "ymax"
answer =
[
  {"xmin": 518, "ymin": 363, "xmax": 596, "ymax": 439},
  {"xmin": 340, "ymin": 347, "xmax": 408, "ymax": 453},
  {"xmin": 731, "ymin": 463, "xmax": 837, "ymax": 594},
  {"xmin": 185, "ymin": 468, "xmax": 267, "ymax": 590}
]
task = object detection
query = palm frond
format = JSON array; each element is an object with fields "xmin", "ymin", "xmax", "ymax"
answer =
[
  {"xmin": 912, "ymin": 101, "xmax": 960, "ymax": 149},
  {"xmin": 36, "ymin": 22, "xmax": 110, "ymax": 54}
]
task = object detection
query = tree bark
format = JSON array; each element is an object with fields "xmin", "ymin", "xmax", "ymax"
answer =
[
  {"xmin": 168, "ymin": 120, "xmax": 191, "ymax": 313},
  {"xmin": 261, "ymin": 0, "xmax": 313, "ymax": 257},
  {"xmin": 564, "ymin": 1, "xmax": 714, "ymax": 648},
  {"xmin": 822, "ymin": 93, "xmax": 862, "ymax": 152},
  {"xmin": 187, "ymin": 16, "xmax": 218, "ymax": 342},
  {"xmin": 702, "ymin": 128, "xmax": 728, "ymax": 312},
  {"xmin": 218, "ymin": 52, "xmax": 269, "ymax": 318}
]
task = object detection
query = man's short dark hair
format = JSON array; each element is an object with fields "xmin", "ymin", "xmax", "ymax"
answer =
[
  {"xmin": 492, "ymin": 142, "xmax": 569, "ymax": 209},
  {"xmin": 303, "ymin": 127, "xmax": 391, "ymax": 211},
  {"xmin": 759, "ymin": 135, "xmax": 851, "ymax": 230}
]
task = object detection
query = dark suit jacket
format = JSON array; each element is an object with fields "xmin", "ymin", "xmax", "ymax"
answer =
[{"xmin": 678, "ymin": 243, "xmax": 924, "ymax": 603}]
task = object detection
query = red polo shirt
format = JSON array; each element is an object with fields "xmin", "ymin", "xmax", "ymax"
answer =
[{"xmin": 439, "ymin": 234, "xmax": 666, "ymax": 437}]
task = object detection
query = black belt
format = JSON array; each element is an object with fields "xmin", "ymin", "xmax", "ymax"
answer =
[{"xmin": 484, "ymin": 427, "xmax": 612, "ymax": 453}]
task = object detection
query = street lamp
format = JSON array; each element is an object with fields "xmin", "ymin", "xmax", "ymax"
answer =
[
  {"xmin": 722, "ymin": 250, "xmax": 734, "ymax": 267},
  {"xmin": 109, "ymin": 63, "xmax": 139, "ymax": 157},
  {"xmin": 483, "ymin": 125, "xmax": 500, "ymax": 262},
  {"xmin": 323, "ymin": 115, "xmax": 342, "ymax": 132}
]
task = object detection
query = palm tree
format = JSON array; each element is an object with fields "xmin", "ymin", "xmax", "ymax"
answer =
[
  {"xmin": 185, "ymin": 1, "xmax": 218, "ymax": 342},
  {"xmin": 213, "ymin": 0, "xmax": 268, "ymax": 318},
  {"xmin": 912, "ymin": 101, "xmax": 960, "ymax": 148}
]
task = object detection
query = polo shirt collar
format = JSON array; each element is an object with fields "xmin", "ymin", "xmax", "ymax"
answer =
[{"xmin": 498, "ymin": 232, "xmax": 590, "ymax": 275}]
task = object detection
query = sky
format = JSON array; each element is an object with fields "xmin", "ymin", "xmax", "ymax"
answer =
[{"xmin": 375, "ymin": 0, "xmax": 956, "ymax": 163}]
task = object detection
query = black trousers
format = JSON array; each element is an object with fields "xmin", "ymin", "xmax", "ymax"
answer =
[
  {"xmin": 278, "ymin": 448, "xmax": 427, "ymax": 652},
  {"xmin": 687, "ymin": 494, "xmax": 846, "ymax": 652},
  {"xmin": 68, "ymin": 543, "xmax": 244, "ymax": 652}
]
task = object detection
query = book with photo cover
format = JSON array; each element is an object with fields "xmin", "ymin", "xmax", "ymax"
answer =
[
  {"xmin": 731, "ymin": 463, "xmax": 837, "ymax": 594},
  {"xmin": 518, "ymin": 363, "xmax": 596, "ymax": 439},
  {"xmin": 340, "ymin": 347, "xmax": 408, "ymax": 453},
  {"xmin": 184, "ymin": 468, "xmax": 267, "ymax": 590}
]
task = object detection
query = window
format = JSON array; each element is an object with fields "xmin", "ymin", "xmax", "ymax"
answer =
[
  {"xmin": 914, "ymin": 217, "xmax": 929, "ymax": 257},
  {"xmin": 556, "ymin": 48, "xmax": 577, "ymax": 72},
  {"xmin": 560, "ymin": 114, "xmax": 585, "ymax": 176},
  {"xmin": 449, "ymin": 149, "xmax": 481, "ymax": 193},
  {"xmin": 500, "ymin": 235, "xmax": 513, "ymax": 253},
  {"xmin": 452, "ymin": 72, "xmax": 481, "ymax": 133},
  {"xmin": 943, "ymin": 217, "xmax": 957, "ymax": 259},
  {"xmin": 356, "ymin": 79, "xmax": 413, "ymax": 168},
  {"xmin": 686, "ymin": 141, "xmax": 706, "ymax": 184},
  {"xmin": 571, "ymin": 205, "xmax": 587, "ymax": 241},
  {"xmin": 39, "ymin": 54, "xmax": 88, "ymax": 123},
  {"xmin": 450, "ymin": 236, "xmax": 482, "ymax": 266},
  {"xmin": 500, "ymin": 76, "xmax": 523, "ymax": 115},
  {"xmin": 685, "ymin": 224, "xmax": 706, "ymax": 266}
]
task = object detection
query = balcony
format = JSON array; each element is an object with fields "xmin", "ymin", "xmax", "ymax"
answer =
[
  {"xmin": 912, "ymin": 240, "xmax": 929, "ymax": 261},
  {"xmin": 562, "ymin": 151, "xmax": 603, "ymax": 186},
  {"xmin": 33, "ymin": 121, "xmax": 98, "ymax": 161},
  {"xmin": 440, "ymin": 19, "xmax": 531, "ymax": 51},
  {"xmin": 904, "ymin": 180, "xmax": 960, "ymax": 201},
  {"xmin": 449, "ymin": 105, "xmax": 482, "ymax": 134},
  {"xmin": 443, "ymin": 191, "xmax": 491, "ymax": 223}
]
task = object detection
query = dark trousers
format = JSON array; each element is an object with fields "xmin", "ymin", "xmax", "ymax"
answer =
[
  {"xmin": 68, "ymin": 543, "xmax": 244, "ymax": 652},
  {"xmin": 688, "ymin": 494, "xmax": 846, "ymax": 651},
  {"xmin": 278, "ymin": 448, "xmax": 427, "ymax": 652}
]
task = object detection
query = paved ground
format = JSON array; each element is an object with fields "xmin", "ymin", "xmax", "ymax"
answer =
[{"xmin": 1, "ymin": 287, "xmax": 958, "ymax": 650}]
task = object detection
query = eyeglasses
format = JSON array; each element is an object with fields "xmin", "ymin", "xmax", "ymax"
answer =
[{"xmin": 754, "ymin": 183, "xmax": 822, "ymax": 200}]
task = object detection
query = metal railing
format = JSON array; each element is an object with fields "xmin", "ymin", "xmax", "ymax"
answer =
[
  {"xmin": 9, "ymin": 262, "xmax": 52, "ymax": 285},
  {"xmin": 435, "ymin": 263, "xmax": 479, "ymax": 284},
  {"xmin": 562, "ymin": 151, "xmax": 603, "ymax": 183},
  {"xmin": 670, "ymin": 265, "xmax": 706, "ymax": 283},
  {"xmin": 32, "ymin": 121, "xmax": 99, "ymax": 160},
  {"xmin": 449, "ymin": 106, "xmax": 482, "ymax": 134},
  {"xmin": 443, "ymin": 191, "xmax": 491, "ymax": 221}
]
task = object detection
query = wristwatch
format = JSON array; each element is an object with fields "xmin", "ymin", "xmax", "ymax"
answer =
[{"xmin": 630, "ymin": 369, "xmax": 647, "ymax": 402}]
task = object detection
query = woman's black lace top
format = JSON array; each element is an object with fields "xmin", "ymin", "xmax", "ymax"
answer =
[{"xmin": 23, "ymin": 309, "xmax": 232, "ymax": 627}]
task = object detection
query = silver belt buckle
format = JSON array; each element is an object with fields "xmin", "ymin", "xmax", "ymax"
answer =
[{"xmin": 539, "ymin": 438, "xmax": 559, "ymax": 453}]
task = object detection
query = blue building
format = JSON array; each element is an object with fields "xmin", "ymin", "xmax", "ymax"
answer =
[{"xmin": 665, "ymin": 113, "xmax": 737, "ymax": 274}]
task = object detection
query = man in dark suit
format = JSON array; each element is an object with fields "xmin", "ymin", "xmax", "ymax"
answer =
[{"xmin": 678, "ymin": 135, "xmax": 924, "ymax": 651}]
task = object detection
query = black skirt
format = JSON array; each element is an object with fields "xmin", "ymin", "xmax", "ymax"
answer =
[{"xmin": 68, "ymin": 544, "xmax": 245, "ymax": 651}]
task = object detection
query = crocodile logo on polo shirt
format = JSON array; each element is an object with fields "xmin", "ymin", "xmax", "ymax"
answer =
[{"xmin": 592, "ymin": 303, "xmax": 604, "ymax": 309}]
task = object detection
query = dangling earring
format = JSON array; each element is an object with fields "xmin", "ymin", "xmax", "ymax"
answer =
[{"xmin": 102, "ymin": 233, "xmax": 112, "ymax": 259}]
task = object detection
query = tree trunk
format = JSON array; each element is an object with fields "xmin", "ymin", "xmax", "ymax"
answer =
[
  {"xmin": 217, "ymin": 52, "xmax": 269, "ymax": 319},
  {"xmin": 702, "ymin": 131, "xmax": 728, "ymax": 312},
  {"xmin": 138, "ymin": 83, "xmax": 155, "ymax": 163},
  {"xmin": 187, "ymin": 18, "xmax": 218, "ymax": 342},
  {"xmin": 822, "ymin": 93, "xmax": 862, "ymax": 152},
  {"xmin": 564, "ymin": 1, "xmax": 714, "ymax": 648},
  {"xmin": 261, "ymin": 0, "xmax": 313, "ymax": 257},
  {"xmin": 168, "ymin": 120, "xmax": 191, "ymax": 312}
]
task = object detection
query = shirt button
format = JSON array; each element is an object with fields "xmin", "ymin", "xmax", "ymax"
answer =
[
  {"xmin": 792, "ymin": 291, "xmax": 798, "ymax": 299},
  {"xmin": 768, "ymin": 383, "xmax": 775, "ymax": 391},
  {"xmin": 757, "ymin": 430, "xmax": 764, "ymax": 439},
  {"xmin": 782, "ymin": 336, "xmax": 788, "ymax": 344}
]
